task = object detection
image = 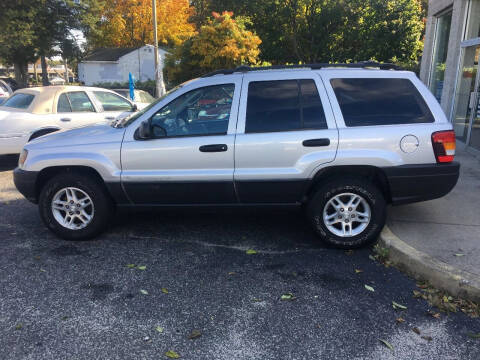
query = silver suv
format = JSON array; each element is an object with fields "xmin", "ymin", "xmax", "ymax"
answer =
[{"xmin": 13, "ymin": 63, "xmax": 460, "ymax": 249}]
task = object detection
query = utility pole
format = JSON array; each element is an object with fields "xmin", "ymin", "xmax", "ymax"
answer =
[{"xmin": 151, "ymin": 0, "xmax": 165, "ymax": 97}]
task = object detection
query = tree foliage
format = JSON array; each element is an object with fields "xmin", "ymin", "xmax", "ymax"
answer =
[
  {"xmin": 88, "ymin": 0, "xmax": 195, "ymax": 48},
  {"xmin": 164, "ymin": 12, "xmax": 261, "ymax": 85},
  {"xmin": 193, "ymin": 0, "xmax": 425, "ymax": 65}
]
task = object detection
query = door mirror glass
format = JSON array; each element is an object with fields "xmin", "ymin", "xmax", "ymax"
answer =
[
  {"xmin": 137, "ymin": 120, "xmax": 152, "ymax": 140},
  {"xmin": 131, "ymin": 103, "xmax": 138, "ymax": 112}
]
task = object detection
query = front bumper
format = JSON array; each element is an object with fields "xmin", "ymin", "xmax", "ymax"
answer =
[
  {"xmin": 384, "ymin": 162, "xmax": 460, "ymax": 205},
  {"xmin": 13, "ymin": 167, "xmax": 39, "ymax": 203}
]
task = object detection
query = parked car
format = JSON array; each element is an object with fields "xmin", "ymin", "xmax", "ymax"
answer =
[
  {"xmin": 0, "ymin": 79, "xmax": 13, "ymax": 104},
  {"xmin": 13, "ymin": 63, "xmax": 459, "ymax": 248},
  {"xmin": 0, "ymin": 77, "xmax": 19, "ymax": 92},
  {"xmin": 0, "ymin": 85, "xmax": 136, "ymax": 155},
  {"xmin": 112, "ymin": 89, "xmax": 155, "ymax": 109}
]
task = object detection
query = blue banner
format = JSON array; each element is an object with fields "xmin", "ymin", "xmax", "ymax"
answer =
[{"xmin": 129, "ymin": 72, "xmax": 135, "ymax": 101}]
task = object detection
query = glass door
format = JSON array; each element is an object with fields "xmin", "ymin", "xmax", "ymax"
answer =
[{"xmin": 452, "ymin": 45, "xmax": 479, "ymax": 143}]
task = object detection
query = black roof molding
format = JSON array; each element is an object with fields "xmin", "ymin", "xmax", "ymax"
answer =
[{"xmin": 202, "ymin": 61, "xmax": 402, "ymax": 77}]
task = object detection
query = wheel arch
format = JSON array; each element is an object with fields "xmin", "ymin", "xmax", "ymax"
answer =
[
  {"xmin": 35, "ymin": 166, "xmax": 113, "ymax": 202},
  {"xmin": 304, "ymin": 165, "xmax": 392, "ymax": 203}
]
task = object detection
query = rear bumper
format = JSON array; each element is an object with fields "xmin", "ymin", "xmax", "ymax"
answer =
[
  {"xmin": 13, "ymin": 168, "xmax": 39, "ymax": 203},
  {"xmin": 384, "ymin": 162, "xmax": 460, "ymax": 205}
]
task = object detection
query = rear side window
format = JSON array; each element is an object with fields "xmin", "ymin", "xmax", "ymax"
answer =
[
  {"xmin": 245, "ymin": 79, "xmax": 327, "ymax": 133},
  {"xmin": 2, "ymin": 93, "xmax": 34, "ymax": 109},
  {"xmin": 58, "ymin": 91, "xmax": 95, "ymax": 112},
  {"xmin": 57, "ymin": 93, "xmax": 72, "ymax": 112},
  {"xmin": 330, "ymin": 78, "xmax": 434, "ymax": 126}
]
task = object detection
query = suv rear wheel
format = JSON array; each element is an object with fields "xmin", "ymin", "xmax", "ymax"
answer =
[
  {"xmin": 39, "ymin": 173, "xmax": 113, "ymax": 240},
  {"xmin": 307, "ymin": 177, "xmax": 386, "ymax": 249}
]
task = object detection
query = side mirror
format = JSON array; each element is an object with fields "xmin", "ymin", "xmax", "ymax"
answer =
[
  {"xmin": 131, "ymin": 103, "xmax": 138, "ymax": 112},
  {"xmin": 137, "ymin": 120, "xmax": 152, "ymax": 140}
]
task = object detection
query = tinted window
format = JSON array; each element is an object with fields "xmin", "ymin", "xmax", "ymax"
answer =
[
  {"xmin": 94, "ymin": 91, "xmax": 132, "ymax": 111},
  {"xmin": 2, "ymin": 93, "xmax": 34, "ymax": 109},
  {"xmin": 245, "ymin": 79, "xmax": 327, "ymax": 133},
  {"xmin": 57, "ymin": 93, "xmax": 72, "ymax": 112},
  {"xmin": 66, "ymin": 92, "xmax": 95, "ymax": 112},
  {"xmin": 330, "ymin": 78, "xmax": 434, "ymax": 126},
  {"xmin": 149, "ymin": 84, "xmax": 234, "ymax": 138},
  {"xmin": 115, "ymin": 90, "xmax": 130, "ymax": 99}
]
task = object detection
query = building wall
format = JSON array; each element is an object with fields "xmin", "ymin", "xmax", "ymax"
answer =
[
  {"xmin": 78, "ymin": 45, "xmax": 168, "ymax": 86},
  {"xmin": 420, "ymin": 0, "xmax": 468, "ymax": 118}
]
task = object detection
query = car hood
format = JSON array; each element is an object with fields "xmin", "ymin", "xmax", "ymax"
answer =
[{"xmin": 26, "ymin": 124, "xmax": 125, "ymax": 150}]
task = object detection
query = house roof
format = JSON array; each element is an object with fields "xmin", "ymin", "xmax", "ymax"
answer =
[{"xmin": 83, "ymin": 47, "xmax": 141, "ymax": 62}]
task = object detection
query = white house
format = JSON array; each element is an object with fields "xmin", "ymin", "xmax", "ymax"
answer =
[{"xmin": 78, "ymin": 45, "xmax": 169, "ymax": 85}]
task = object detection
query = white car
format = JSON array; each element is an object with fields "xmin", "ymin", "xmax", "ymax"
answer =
[
  {"xmin": 0, "ymin": 79, "xmax": 13, "ymax": 104},
  {"xmin": 0, "ymin": 85, "xmax": 136, "ymax": 155}
]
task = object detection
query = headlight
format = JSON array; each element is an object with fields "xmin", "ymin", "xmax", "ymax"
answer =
[{"xmin": 18, "ymin": 149, "xmax": 28, "ymax": 168}]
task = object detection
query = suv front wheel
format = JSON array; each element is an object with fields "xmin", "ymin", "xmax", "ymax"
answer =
[
  {"xmin": 307, "ymin": 178, "xmax": 386, "ymax": 249},
  {"xmin": 39, "ymin": 173, "xmax": 113, "ymax": 240}
]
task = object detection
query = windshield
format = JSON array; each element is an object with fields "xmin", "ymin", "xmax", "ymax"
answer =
[{"xmin": 112, "ymin": 84, "xmax": 185, "ymax": 128}]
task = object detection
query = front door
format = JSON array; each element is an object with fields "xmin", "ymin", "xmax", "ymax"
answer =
[
  {"xmin": 234, "ymin": 72, "xmax": 338, "ymax": 203},
  {"xmin": 54, "ymin": 90, "xmax": 103, "ymax": 128},
  {"xmin": 120, "ymin": 76, "xmax": 242, "ymax": 204}
]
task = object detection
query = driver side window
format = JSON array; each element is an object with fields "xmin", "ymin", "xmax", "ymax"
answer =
[{"xmin": 150, "ymin": 84, "xmax": 234, "ymax": 138}]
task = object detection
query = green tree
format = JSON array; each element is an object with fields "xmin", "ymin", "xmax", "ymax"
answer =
[{"xmin": 165, "ymin": 12, "xmax": 261, "ymax": 85}]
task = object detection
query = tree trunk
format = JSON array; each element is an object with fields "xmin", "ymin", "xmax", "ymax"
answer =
[
  {"xmin": 40, "ymin": 55, "xmax": 49, "ymax": 86},
  {"xmin": 14, "ymin": 62, "xmax": 28, "ymax": 88},
  {"xmin": 63, "ymin": 58, "xmax": 69, "ymax": 83}
]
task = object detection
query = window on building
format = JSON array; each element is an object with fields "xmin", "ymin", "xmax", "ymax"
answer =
[
  {"xmin": 429, "ymin": 10, "xmax": 452, "ymax": 102},
  {"xmin": 330, "ymin": 78, "xmax": 435, "ymax": 126},
  {"xmin": 465, "ymin": 0, "xmax": 480, "ymax": 40},
  {"xmin": 245, "ymin": 79, "xmax": 327, "ymax": 133}
]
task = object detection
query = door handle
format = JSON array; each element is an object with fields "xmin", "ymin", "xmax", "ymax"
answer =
[
  {"xmin": 302, "ymin": 138, "xmax": 330, "ymax": 147},
  {"xmin": 105, "ymin": 116, "xmax": 115, "ymax": 120},
  {"xmin": 60, "ymin": 117, "xmax": 71, "ymax": 122},
  {"xmin": 199, "ymin": 144, "xmax": 228, "ymax": 152}
]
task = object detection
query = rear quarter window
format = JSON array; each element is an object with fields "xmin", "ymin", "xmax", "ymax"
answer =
[
  {"xmin": 330, "ymin": 78, "xmax": 434, "ymax": 126},
  {"xmin": 2, "ymin": 93, "xmax": 35, "ymax": 109}
]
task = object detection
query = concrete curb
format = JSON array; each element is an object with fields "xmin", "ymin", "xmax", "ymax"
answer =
[{"xmin": 378, "ymin": 225, "xmax": 480, "ymax": 302}]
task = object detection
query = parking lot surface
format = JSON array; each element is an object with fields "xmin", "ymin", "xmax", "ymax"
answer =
[{"xmin": 0, "ymin": 162, "xmax": 479, "ymax": 360}]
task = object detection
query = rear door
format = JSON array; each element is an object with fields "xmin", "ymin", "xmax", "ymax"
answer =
[
  {"xmin": 234, "ymin": 71, "xmax": 338, "ymax": 203},
  {"xmin": 54, "ymin": 91, "xmax": 103, "ymax": 128}
]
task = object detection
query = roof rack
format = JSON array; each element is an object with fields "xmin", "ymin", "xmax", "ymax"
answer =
[{"xmin": 202, "ymin": 61, "xmax": 402, "ymax": 77}]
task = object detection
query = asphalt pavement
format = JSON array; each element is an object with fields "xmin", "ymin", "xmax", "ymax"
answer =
[{"xmin": 0, "ymin": 159, "xmax": 479, "ymax": 360}]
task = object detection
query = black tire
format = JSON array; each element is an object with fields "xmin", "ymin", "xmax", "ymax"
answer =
[
  {"xmin": 38, "ymin": 172, "xmax": 113, "ymax": 240},
  {"xmin": 307, "ymin": 177, "xmax": 386, "ymax": 249}
]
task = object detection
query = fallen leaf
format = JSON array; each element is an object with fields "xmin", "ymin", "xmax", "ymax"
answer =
[
  {"xmin": 354, "ymin": 269, "xmax": 363, "ymax": 274},
  {"xmin": 155, "ymin": 326, "xmax": 164, "ymax": 333},
  {"xmin": 364, "ymin": 285, "xmax": 375, "ymax": 292},
  {"xmin": 369, "ymin": 255, "xmax": 376, "ymax": 261},
  {"xmin": 443, "ymin": 295, "xmax": 449, "ymax": 303},
  {"xmin": 39, "ymin": 268, "xmax": 46, "ymax": 272},
  {"xmin": 15, "ymin": 323, "xmax": 22, "ymax": 330},
  {"xmin": 412, "ymin": 290, "xmax": 422, "ymax": 298},
  {"xmin": 140, "ymin": 289, "xmax": 148, "ymax": 295},
  {"xmin": 34, "ymin": 256, "xmax": 41, "ymax": 260},
  {"xmin": 188, "ymin": 329, "xmax": 202, "ymax": 339},
  {"xmin": 467, "ymin": 332, "xmax": 480, "ymax": 339},
  {"xmin": 165, "ymin": 350, "xmax": 180, "ymax": 358},
  {"xmin": 421, "ymin": 335, "xmax": 433, "ymax": 341},
  {"xmin": 396, "ymin": 317, "xmax": 405, "ymax": 323},
  {"xmin": 417, "ymin": 283, "xmax": 428, "ymax": 289},
  {"xmin": 61, "ymin": 316, "xmax": 69, "ymax": 321},
  {"xmin": 143, "ymin": 336, "xmax": 151, "ymax": 342},
  {"xmin": 162, "ymin": 288, "xmax": 169, "ymax": 294},
  {"xmin": 379, "ymin": 339, "xmax": 394, "ymax": 351},
  {"xmin": 426, "ymin": 310, "xmax": 441, "ymax": 319},
  {"xmin": 252, "ymin": 298, "xmax": 262, "ymax": 302},
  {"xmin": 454, "ymin": 253, "xmax": 465, "ymax": 257},
  {"xmin": 137, "ymin": 265, "xmax": 146, "ymax": 270},
  {"xmin": 412, "ymin": 327, "xmax": 421, "ymax": 335},
  {"xmin": 392, "ymin": 301, "xmax": 407, "ymax": 310},
  {"xmin": 228, "ymin": 272, "xmax": 236, "ymax": 275},
  {"xmin": 126, "ymin": 264, "xmax": 136, "ymax": 268},
  {"xmin": 246, "ymin": 249, "xmax": 257, "ymax": 255},
  {"xmin": 281, "ymin": 292, "xmax": 296, "ymax": 301},
  {"xmin": 345, "ymin": 250, "xmax": 354, "ymax": 256}
]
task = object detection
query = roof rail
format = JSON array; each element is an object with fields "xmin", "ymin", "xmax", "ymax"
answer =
[{"xmin": 201, "ymin": 61, "xmax": 402, "ymax": 77}]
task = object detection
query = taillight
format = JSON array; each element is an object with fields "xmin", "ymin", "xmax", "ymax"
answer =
[{"xmin": 432, "ymin": 130, "xmax": 456, "ymax": 163}]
